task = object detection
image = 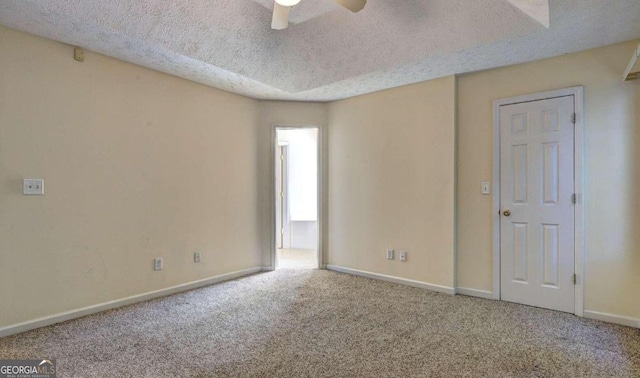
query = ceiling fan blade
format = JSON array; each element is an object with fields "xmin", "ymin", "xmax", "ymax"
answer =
[
  {"xmin": 334, "ymin": 0, "xmax": 366, "ymax": 13},
  {"xmin": 271, "ymin": 2, "xmax": 291, "ymax": 30}
]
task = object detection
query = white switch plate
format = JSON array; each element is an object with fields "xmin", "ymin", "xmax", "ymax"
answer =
[
  {"xmin": 386, "ymin": 249, "xmax": 394, "ymax": 260},
  {"xmin": 23, "ymin": 179, "xmax": 45, "ymax": 195},
  {"xmin": 154, "ymin": 258, "xmax": 163, "ymax": 271},
  {"xmin": 194, "ymin": 252, "xmax": 201, "ymax": 263},
  {"xmin": 399, "ymin": 250, "xmax": 407, "ymax": 262},
  {"xmin": 481, "ymin": 182, "xmax": 491, "ymax": 195}
]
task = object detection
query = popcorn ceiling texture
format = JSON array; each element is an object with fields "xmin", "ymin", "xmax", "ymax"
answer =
[
  {"xmin": 0, "ymin": 269, "xmax": 638, "ymax": 377},
  {"xmin": 0, "ymin": 0, "xmax": 639, "ymax": 101}
]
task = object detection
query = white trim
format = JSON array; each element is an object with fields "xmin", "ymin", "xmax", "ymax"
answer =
[
  {"xmin": 269, "ymin": 126, "xmax": 277, "ymax": 271},
  {"xmin": 455, "ymin": 287, "xmax": 495, "ymax": 300},
  {"xmin": 271, "ymin": 125, "xmax": 324, "ymax": 271},
  {"xmin": 326, "ymin": 265, "xmax": 455, "ymax": 295},
  {"xmin": 277, "ymin": 145, "xmax": 291, "ymax": 249},
  {"xmin": 452, "ymin": 76, "xmax": 459, "ymax": 290},
  {"xmin": 584, "ymin": 310, "xmax": 640, "ymax": 329},
  {"xmin": 573, "ymin": 89, "xmax": 585, "ymax": 317},
  {"xmin": 492, "ymin": 99, "xmax": 501, "ymax": 301},
  {"xmin": 317, "ymin": 125, "xmax": 324, "ymax": 271},
  {"xmin": 0, "ymin": 266, "xmax": 263, "ymax": 338},
  {"xmin": 492, "ymin": 86, "xmax": 585, "ymax": 315}
]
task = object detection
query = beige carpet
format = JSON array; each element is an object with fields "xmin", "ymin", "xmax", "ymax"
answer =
[{"xmin": 1, "ymin": 269, "xmax": 639, "ymax": 377}]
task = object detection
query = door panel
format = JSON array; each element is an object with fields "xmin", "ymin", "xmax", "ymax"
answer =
[
  {"xmin": 500, "ymin": 95, "xmax": 575, "ymax": 313},
  {"xmin": 512, "ymin": 223, "xmax": 528, "ymax": 282},
  {"xmin": 542, "ymin": 224, "xmax": 559, "ymax": 287},
  {"xmin": 512, "ymin": 144, "xmax": 528, "ymax": 203}
]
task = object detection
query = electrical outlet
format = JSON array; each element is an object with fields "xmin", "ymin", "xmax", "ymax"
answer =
[
  {"xmin": 194, "ymin": 252, "xmax": 201, "ymax": 263},
  {"xmin": 154, "ymin": 258, "xmax": 163, "ymax": 271},
  {"xmin": 399, "ymin": 250, "xmax": 407, "ymax": 262},
  {"xmin": 386, "ymin": 249, "xmax": 394, "ymax": 260},
  {"xmin": 74, "ymin": 47, "xmax": 84, "ymax": 62},
  {"xmin": 23, "ymin": 179, "xmax": 45, "ymax": 195}
]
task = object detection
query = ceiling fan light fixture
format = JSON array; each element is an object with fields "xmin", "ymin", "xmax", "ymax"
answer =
[{"xmin": 275, "ymin": 0, "xmax": 301, "ymax": 6}]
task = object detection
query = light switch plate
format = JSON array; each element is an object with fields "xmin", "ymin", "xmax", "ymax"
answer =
[
  {"xmin": 481, "ymin": 182, "xmax": 491, "ymax": 195},
  {"xmin": 23, "ymin": 179, "xmax": 45, "ymax": 195}
]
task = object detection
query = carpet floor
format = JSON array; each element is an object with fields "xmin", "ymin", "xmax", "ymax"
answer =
[{"xmin": 1, "ymin": 269, "xmax": 639, "ymax": 377}]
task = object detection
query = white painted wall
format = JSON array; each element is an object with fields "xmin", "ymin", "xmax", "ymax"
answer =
[
  {"xmin": 277, "ymin": 129, "xmax": 318, "ymax": 221},
  {"xmin": 291, "ymin": 221, "xmax": 318, "ymax": 250}
]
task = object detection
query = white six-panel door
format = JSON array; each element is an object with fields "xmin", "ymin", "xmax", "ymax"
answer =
[{"xmin": 499, "ymin": 95, "xmax": 575, "ymax": 313}]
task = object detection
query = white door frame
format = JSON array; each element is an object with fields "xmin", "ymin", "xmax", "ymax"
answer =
[
  {"xmin": 270, "ymin": 125, "xmax": 323, "ymax": 270},
  {"xmin": 276, "ymin": 144, "xmax": 290, "ymax": 250},
  {"xmin": 492, "ymin": 86, "xmax": 585, "ymax": 316}
]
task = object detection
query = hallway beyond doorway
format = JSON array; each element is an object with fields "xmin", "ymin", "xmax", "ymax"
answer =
[{"xmin": 277, "ymin": 248, "xmax": 316, "ymax": 269}]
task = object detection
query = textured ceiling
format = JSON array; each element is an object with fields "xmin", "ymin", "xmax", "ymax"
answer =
[{"xmin": 0, "ymin": 0, "xmax": 639, "ymax": 101}]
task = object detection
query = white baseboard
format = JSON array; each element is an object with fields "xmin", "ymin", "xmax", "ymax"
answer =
[
  {"xmin": 261, "ymin": 265, "xmax": 275, "ymax": 271},
  {"xmin": 455, "ymin": 287, "xmax": 495, "ymax": 300},
  {"xmin": 584, "ymin": 310, "xmax": 640, "ymax": 329},
  {"xmin": 326, "ymin": 265, "xmax": 455, "ymax": 295},
  {"xmin": 0, "ymin": 266, "xmax": 263, "ymax": 338}
]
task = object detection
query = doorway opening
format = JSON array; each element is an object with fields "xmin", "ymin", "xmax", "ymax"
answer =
[{"xmin": 274, "ymin": 127, "xmax": 320, "ymax": 269}]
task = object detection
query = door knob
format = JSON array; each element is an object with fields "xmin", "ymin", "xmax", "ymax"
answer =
[{"xmin": 503, "ymin": 210, "xmax": 511, "ymax": 217}]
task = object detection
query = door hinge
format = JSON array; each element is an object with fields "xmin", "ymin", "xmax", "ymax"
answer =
[
  {"xmin": 572, "ymin": 274, "xmax": 577, "ymax": 285},
  {"xmin": 571, "ymin": 193, "xmax": 577, "ymax": 204},
  {"xmin": 281, "ymin": 228, "xmax": 284, "ymax": 234},
  {"xmin": 280, "ymin": 154, "xmax": 284, "ymax": 161},
  {"xmin": 280, "ymin": 191, "xmax": 284, "ymax": 198},
  {"xmin": 571, "ymin": 113, "xmax": 576, "ymax": 124}
]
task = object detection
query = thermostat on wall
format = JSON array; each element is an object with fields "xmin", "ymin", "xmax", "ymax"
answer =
[{"xmin": 23, "ymin": 179, "xmax": 44, "ymax": 195}]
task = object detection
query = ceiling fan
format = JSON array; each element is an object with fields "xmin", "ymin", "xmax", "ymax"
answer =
[{"xmin": 271, "ymin": 0, "xmax": 366, "ymax": 30}]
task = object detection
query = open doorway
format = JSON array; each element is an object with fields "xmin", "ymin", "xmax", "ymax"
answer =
[{"xmin": 274, "ymin": 127, "xmax": 319, "ymax": 269}]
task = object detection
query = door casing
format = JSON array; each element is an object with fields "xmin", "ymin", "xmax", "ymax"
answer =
[
  {"xmin": 275, "ymin": 144, "xmax": 290, "ymax": 251},
  {"xmin": 492, "ymin": 86, "xmax": 585, "ymax": 317}
]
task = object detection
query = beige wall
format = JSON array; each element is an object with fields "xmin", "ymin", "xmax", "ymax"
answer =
[
  {"xmin": 327, "ymin": 76, "xmax": 456, "ymax": 288},
  {"xmin": 457, "ymin": 40, "xmax": 640, "ymax": 318},
  {"xmin": 0, "ymin": 26, "xmax": 262, "ymax": 328},
  {"xmin": 257, "ymin": 102, "xmax": 328, "ymax": 267}
]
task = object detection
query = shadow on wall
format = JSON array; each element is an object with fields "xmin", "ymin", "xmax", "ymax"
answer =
[
  {"xmin": 631, "ymin": 81, "xmax": 640, "ymax": 290},
  {"xmin": 600, "ymin": 81, "xmax": 640, "ymax": 318},
  {"xmin": 589, "ymin": 79, "xmax": 640, "ymax": 316},
  {"xmin": 619, "ymin": 80, "xmax": 639, "ymax": 306}
]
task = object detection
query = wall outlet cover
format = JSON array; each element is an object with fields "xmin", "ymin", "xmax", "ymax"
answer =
[
  {"xmin": 154, "ymin": 258, "xmax": 163, "ymax": 271},
  {"xmin": 23, "ymin": 179, "xmax": 45, "ymax": 195}
]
